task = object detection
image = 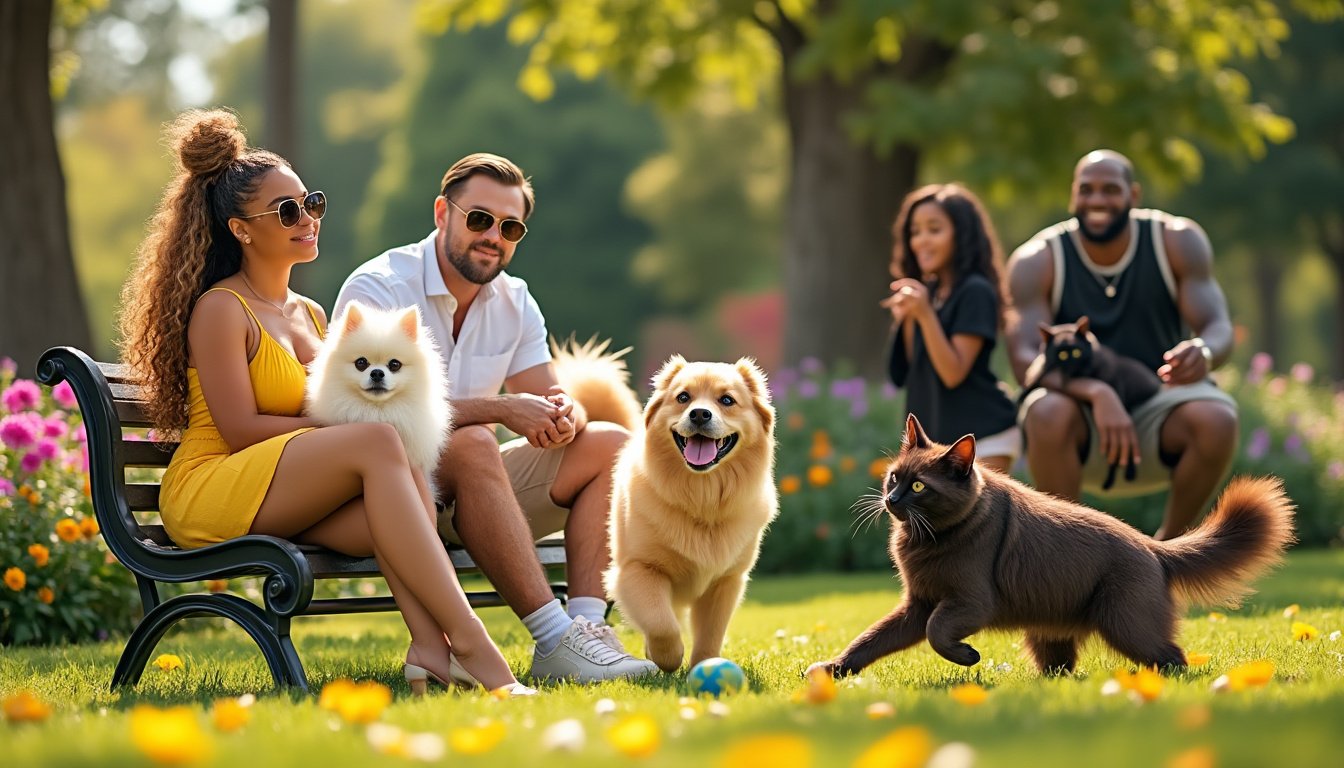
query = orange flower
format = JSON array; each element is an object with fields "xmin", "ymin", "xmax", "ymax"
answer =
[
  {"xmin": 318, "ymin": 679, "xmax": 391, "ymax": 724},
  {"xmin": 25, "ymin": 489, "xmax": 40, "ymax": 505},
  {"xmin": 807, "ymin": 465, "xmax": 833, "ymax": 488},
  {"xmin": 869, "ymin": 457, "xmax": 892, "ymax": 479},
  {"xmin": 1214, "ymin": 659, "xmax": 1275, "ymax": 692},
  {"xmin": 79, "ymin": 516, "xmax": 100, "ymax": 538},
  {"xmin": 1130, "ymin": 667, "xmax": 1164, "ymax": 702},
  {"xmin": 4, "ymin": 567, "xmax": 25, "ymax": 591},
  {"xmin": 205, "ymin": 580, "xmax": 229, "ymax": 593},
  {"xmin": 3, "ymin": 690, "xmax": 53, "ymax": 723},
  {"xmin": 18, "ymin": 484, "xmax": 33, "ymax": 498},
  {"xmin": 55, "ymin": 518, "xmax": 81, "ymax": 543},
  {"xmin": 803, "ymin": 667, "xmax": 837, "ymax": 704},
  {"xmin": 786, "ymin": 412, "xmax": 805, "ymax": 431},
  {"xmin": 27, "ymin": 543, "xmax": 50, "ymax": 567},
  {"xmin": 809, "ymin": 431, "xmax": 832, "ymax": 461},
  {"xmin": 1185, "ymin": 652, "xmax": 1211, "ymax": 667},
  {"xmin": 1282, "ymin": 604, "xmax": 1300, "ymax": 618},
  {"xmin": 838, "ymin": 456, "xmax": 857, "ymax": 474},
  {"xmin": 82, "ymin": 477, "xmax": 91, "ymax": 498},
  {"xmin": 948, "ymin": 683, "xmax": 988, "ymax": 706},
  {"xmin": 1167, "ymin": 745, "xmax": 1216, "ymax": 768},
  {"xmin": 211, "ymin": 697, "xmax": 251, "ymax": 733},
  {"xmin": 37, "ymin": 586, "xmax": 54, "ymax": 604},
  {"xmin": 853, "ymin": 726, "xmax": 934, "ymax": 768},
  {"xmin": 779, "ymin": 476, "xmax": 802, "ymax": 495}
]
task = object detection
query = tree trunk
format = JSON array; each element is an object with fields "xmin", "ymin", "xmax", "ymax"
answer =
[
  {"xmin": 1252, "ymin": 253, "xmax": 1282, "ymax": 364},
  {"xmin": 777, "ymin": 31, "xmax": 951, "ymax": 379},
  {"xmin": 0, "ymin": 0, "xmax": 91, "ymax": 374},
  {"xmin": 1321, "ymin": 237, "xmax": 1344, "ymax": 383},
  {"xmin": 266, "ymin": 0, "xmax": 302, "ymax": 293}
]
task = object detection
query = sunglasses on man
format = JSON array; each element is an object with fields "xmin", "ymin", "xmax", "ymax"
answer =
[
  {"xmin": 445, "ymin": 197, "xmax": 527, "ymax": 243},
  {"xmin": 238, "ymin": 191, "xmax": 327, "ymax": 228}
]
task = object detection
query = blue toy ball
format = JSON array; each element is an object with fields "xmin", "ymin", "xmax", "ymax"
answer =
[{"xmin": 686, "ymin": 657, "xmax": 747, "ymax": 697}]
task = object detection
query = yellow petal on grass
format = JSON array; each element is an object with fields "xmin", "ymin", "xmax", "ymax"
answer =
[
  {"xmin": 1177, "ymin": 704, "xmax": 1212, "ymax": 730},
  {"xmin": 130, "ymin": 705, "xmax": 213, "ymax": 765},
  {"xmin": 318, "ymin": 679, "xmax": 391, "ymax": 724},
  {"xmin": 1292, "ymin": 621, "xmax": 1319, "ymax": 641},
  {"xmin": 804, "ymin": 667, "xmax": 838, "ymax": 704},
  {"xmin": 1206, "ymin": 612, "xmax": 1227, "ymax": 623},
  {"xmin": 1215, "ymin": 659, "xmax": 1275, "ymax": 692},
  {"xmin": 1282, "ymin": 604, "xmax": 1300, "ymax": 618},
  {"xmin": 1167, "ymin": 745, "xmax": 1216, "ymax": 768},
  {"xmin": 211, "ymin": 697, "xmax": 251, "ymax": 732},
  {"xmin": 607, "ymin": 713, "xmax": 660, "ymax": 759},
  {"xmin": 3, "ymin": 690, "xmax": 53, "ymax": 722},
  {"xmin": 719, "ymin": 733, "xmax": 813, "ymax": 768},
  {"xmin": 153, "ymin": 654, "xmax": 184, "ymax": 672},
  {"xmin": 853, "ymin": 726, "xmax": 934, "ymax": 768},
  {"xmin": 449, "ymin": 718, "xmax": 507, "ymax": 756},
  {"xmin": 948, "ymin": 683, "xmax": 988, "ymax": 707},
  {"xmin": 1185, "ymin": 652, "xmax": 1211, "ymax": 667},
  {"xmin": 1130, "ymin": 668, "xmax": 1165, "ymax": 702}
]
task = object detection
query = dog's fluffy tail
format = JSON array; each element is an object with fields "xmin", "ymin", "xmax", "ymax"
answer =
[
  {"xmin": 1154, "ymin": 476, "xmax": 1295, "ymax": 608},
  {"xmin": 551, "ymin": 335, "xmax": 641, "ymax": 430}
]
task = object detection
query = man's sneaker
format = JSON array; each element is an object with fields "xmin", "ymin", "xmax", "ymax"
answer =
[
  {"xmin": 588, "ymin": 621, "xmax": 630, "ymax": 652},
  {"xmin": 530, "ymin": 616, "xmax": 659, "ymax": 682}
]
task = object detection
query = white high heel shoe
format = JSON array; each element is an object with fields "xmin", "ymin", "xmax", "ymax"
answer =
[{"xmin": 403, "ymin": 651, "xmax": 479, "ymax": 697}]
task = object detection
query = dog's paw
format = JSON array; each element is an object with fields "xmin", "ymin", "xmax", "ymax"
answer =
[
  {"xmin": 647, "ymin": 634, "xmax": 684, "ymax": 673},
  {"xmin": 804, "ymin": 660, "xmax": 843, "ymax": 679},
  {"xmin": 937, "ymin": 643, "xmax": 981, "ymax": 667}
]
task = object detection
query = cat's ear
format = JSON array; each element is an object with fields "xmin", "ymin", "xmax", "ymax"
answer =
[
  {"xmin": 903, "ymin": 413, "xmax": 931, "ymax": 451},
  {"xmin": 1076, "ymin": 315, "xmax": 1090, "ymax": 334},
  {"xmin": 942, "ymin": 434, "xmax": 977, "ymax": 476},
  {"xmin": 1038, "ymin": 322, "xmax": 1054, "ymax": 343}
]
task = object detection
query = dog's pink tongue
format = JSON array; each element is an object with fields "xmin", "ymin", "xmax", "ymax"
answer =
[{"xmin": 683, "ymin": 435, "xmax": 718, "ymax": 466}]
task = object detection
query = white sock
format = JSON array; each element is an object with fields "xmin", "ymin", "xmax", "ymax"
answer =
[
  {"xmin": 522, "ymin": 599, "xmax": 572, "ymax": 656},
  {"xmin": 566, "ymin": 596, "xmax": 609, "ymax": 625}
]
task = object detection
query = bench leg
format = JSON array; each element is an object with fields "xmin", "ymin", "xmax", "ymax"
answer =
[{"xmin": 112, "ymin": 593, "xmax": 308, "ymax": 692}]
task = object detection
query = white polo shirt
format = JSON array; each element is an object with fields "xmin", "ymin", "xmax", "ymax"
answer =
[{"xmin": 333, "ymin": 231, "xmax": 551, "ymax": 399}]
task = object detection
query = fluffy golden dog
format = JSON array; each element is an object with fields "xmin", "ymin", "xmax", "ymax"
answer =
[{"xmin": 604, "ymin": 355, "xmax": 778, "ymax": 672}]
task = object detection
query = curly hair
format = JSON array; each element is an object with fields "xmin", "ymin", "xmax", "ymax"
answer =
[
  {"xmin": 117, "ymin": 109, "xmax": 287, "ymax": 437},
  {"xmin": 890, "ymin": 183, "xmax": 1009, "ymax": 328}
]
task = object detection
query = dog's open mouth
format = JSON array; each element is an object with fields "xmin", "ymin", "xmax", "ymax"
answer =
[{"xmin": 672, "ymin": 431, "xmax": 738, "ymax": 471}]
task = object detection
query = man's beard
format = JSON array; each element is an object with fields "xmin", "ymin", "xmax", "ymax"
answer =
[
  {"xmin": 1075, "ymin": 206, "xmax": 1131, "ymax": 244},
  {"xmin": 448, "ymin": 240, "xmax": 506, "ymax": 285}
]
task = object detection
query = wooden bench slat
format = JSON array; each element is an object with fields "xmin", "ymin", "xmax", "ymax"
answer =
[
  {"xmin": 125, "ymin": 483, "xmax": 160, "ymax": 512},
  {"xmin": 123, "ymin": 440, "xmax": 177, "ymax": 467},
  {"xmin": 115, "ymin": 400, "xmax": 153, "ymax": 427}
]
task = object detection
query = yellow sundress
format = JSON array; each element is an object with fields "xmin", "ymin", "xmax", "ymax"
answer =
[{"xmin": 159, "ymin": 288, "xmax": 324, "ymax": 548}]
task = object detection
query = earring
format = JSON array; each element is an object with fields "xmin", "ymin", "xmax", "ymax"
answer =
[{"xmin": 242, "ymin": 235, "xmax": 251, "ymax": 244}]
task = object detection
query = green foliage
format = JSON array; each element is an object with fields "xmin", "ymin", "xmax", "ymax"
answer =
[
  {"xmin": 0, "ymin": 361, "xmax": 137, "ymax": 646},
  {"xmin": 762, "ymin": 357, "xmax": 1344, "ymax": 573},
  {"xmin": 359, "ymin": 22, "xmax": 664, "ymax": 348},
  {"xmin": 3, "ymin": 559, "xmax": 1344, "ymax": 766}
]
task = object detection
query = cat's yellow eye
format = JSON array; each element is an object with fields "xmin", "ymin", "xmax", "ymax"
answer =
[
  {"xmin": 911, "ymin": 480, "xmax": 926, "ymax": 493},
  {"xmin": 1057, "ymin": 350, "xmax": 1068, "ymax": 360},
  {"xmin": 1071, "ymin": 349, "xmax": 1082, "ymax": 358}
]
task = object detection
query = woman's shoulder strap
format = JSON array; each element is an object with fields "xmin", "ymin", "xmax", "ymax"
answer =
[{"xmin": 200, "ymin": 286, "xmax": 262, "ymax": 326}]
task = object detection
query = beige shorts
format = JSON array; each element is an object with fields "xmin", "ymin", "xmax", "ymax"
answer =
[
  {"xmin": 1019, "ymin": 380, "xmax": 1237, "ymax": 498},
  {"xmin": 436, "ymin": 437, "xmax": 570, "ymax": 545},
  {"xmin": 975, "ymin": 425, "xmax": 1022, "ymax": 464}
]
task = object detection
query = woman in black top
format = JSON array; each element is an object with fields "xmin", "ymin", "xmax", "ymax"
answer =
[{"xmin": 883, "ymin": 183, "xmax": 1020, "ymax": 472}]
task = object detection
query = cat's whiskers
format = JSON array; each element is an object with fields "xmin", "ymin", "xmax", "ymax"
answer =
[{"xmin": 848, "ymin": 489, "xmax": 889, "ymax": 538}]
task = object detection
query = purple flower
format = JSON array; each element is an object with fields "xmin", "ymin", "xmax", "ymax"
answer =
[
  {"xmin": 43, "ymin": 414, "xmax": 68, "ymax": 439},
  {"xmin": 797, "ymin": 379, "xmax": 821, "ymax": 399},
  {"xmin": 1290, "ymin": 362, "xmax": 1314, "ymax": 384},
  {"xmin": 0, "ymin": 413, "xmax": 40, "ymax": 449},
  {"xmin": 1245, "ymin": 428, "xmax": 1271, "ymax": 460},
  {"xmin": 772, "ymin": 367, "xmax": 800, "ymax": 391},
  {"xmin": 850, "ymin": 398, "xmax": 870, "ymax": 420},
  {"xmin": 1284, "ymin": 433, "xmax": 1308, "ymax": 461},
  {"xmin": 1328, "ymin": 461, "xmax": 1344, "ymax": 481},
  {"xmin": 20, "ymin": 451, "xmax": 43, "ymax": 473},
  {"xmin": 0, "ymin": 478, "xmax": 14, "ymax": 496},
  {"xmin": 52, "ymin": 380, "xmax": 77, "ymax": 408},
  {"xmin": 799, "ymin": 357, "xmax": 824, "ymax": 375},
  {"xmin": 880, "ymin": 381, "xmax": 898, "ymax": 400},
  {"xmin": 2, "ymin": 379, "xmax": 41, "ymax": 412},
  {"xmin": 0, "ymin": 357, "xmax": 15, "ymax": 376}
]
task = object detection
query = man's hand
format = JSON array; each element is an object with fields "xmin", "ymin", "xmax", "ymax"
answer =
[
  {"xmin": 1157, "ymin": 339, "xmax": 1210, "ymax": 386},
  {"xmin": 1089, "ymin": 385, "xmax": 1140, "ymax": 469},
  {"xmin": 544, "ymin": 387, "xmax": 577, "ymax": 447},
  {"xmin": 502, "ymin": 393, "xmax": 568, "ymax": 449}
]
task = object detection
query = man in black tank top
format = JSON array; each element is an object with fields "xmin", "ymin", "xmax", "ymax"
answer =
[{"xmin": 1005, "ymin": 150, "xmax": 1239, "ymax": 540}]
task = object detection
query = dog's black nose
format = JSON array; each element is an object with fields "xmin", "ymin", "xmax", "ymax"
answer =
[
  {"xmin": 689, "ymin": 408, "xmax": 712, "ymax": 426},
  {"xmin": 370, "ymin": 369, "xmax": 385, "ymax": 381}
]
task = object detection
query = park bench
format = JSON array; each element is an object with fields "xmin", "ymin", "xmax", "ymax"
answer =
[{"xmin": 36, "ymin": 346, "xmax": 569, "ymax": 692}]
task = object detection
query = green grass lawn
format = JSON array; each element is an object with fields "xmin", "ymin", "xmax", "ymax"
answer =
[{"xmin": 4, "ymin": 550, "xmax": 1344, "ymax": 767}]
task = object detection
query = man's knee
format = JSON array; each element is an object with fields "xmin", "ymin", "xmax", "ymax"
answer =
[
  {"xmin": 572, "ymin": 421, "xmax": 629, "ymax": 463},
  {"xmin": 1023, "ymin": 392, "xmax": 1086, "ymax": 448},
  {"xmin": 1165, "ymin": 400, "xmax": 1239, "ymax": 458}
]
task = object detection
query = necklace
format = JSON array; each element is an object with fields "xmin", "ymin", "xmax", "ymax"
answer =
[
  {"xmin": 239, "ymin": 271, "xmax": 289, "ymax": 314},
  {"xmin": 1086, "ymin": 267, "xmax": 1121, "ymax": 298}
]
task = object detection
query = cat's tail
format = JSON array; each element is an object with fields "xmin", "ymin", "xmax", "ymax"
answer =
[
  {"xmin": 1154, "ymin": 476, "xmax": 1296, "ymax": 608},
  {"xmin": 550, "ymin": 335, "xmax": 642, "ymax": 431}
]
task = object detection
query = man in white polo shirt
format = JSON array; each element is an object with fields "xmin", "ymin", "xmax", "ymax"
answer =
[{"xmin": 334, "ymin": 153, "xmax": 657, "ymax": 684}]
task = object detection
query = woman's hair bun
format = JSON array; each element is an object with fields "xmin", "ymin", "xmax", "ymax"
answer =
[{"xmin": 170, "ymin": 109, "xmax": 247, "ymax": 178}]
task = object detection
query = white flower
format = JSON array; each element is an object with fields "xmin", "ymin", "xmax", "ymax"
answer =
[{"xmin": 541, "ymin": 719, "xmax": 586, "ymax": 752}]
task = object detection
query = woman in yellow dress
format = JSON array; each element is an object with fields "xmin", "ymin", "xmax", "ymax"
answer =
[{"xmin": 117, "ymin": 109, "xmax": 531, "ymax": 696}]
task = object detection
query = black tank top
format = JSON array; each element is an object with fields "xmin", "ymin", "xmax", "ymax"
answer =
[{"xmin": 1050, "ymin": 209, "xmax": 1187, "ymax": 372}]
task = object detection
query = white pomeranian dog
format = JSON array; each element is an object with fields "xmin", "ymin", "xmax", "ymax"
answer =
[{"xmin": 306, "ymin": 301, "xmax": 452, "ymax": 493}]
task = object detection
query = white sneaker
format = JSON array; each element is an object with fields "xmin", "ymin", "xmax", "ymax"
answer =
[{"xmin": 530, "ymin": 617, "xmax": 660, "ymax": 683}]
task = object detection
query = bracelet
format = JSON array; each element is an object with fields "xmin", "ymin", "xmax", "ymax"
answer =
[{"xmin": 1191, "ymin": 337, "xmax": 1213, "ymax": 366}]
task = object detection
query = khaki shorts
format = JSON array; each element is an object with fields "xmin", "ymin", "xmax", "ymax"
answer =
[
  {"xmin": 436, "ymin": 437, "xmax": 570, "ymax": 545},
  {"xmin": 975, "ymin": 424, "xmax": 1022, "ymax": 464},
  {"xmin": 1018, "ymin": 380, "xmax": 1237, "ymax": 498}
]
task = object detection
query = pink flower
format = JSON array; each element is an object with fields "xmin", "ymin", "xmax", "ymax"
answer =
[
  {"xmin": 1, "ymin": 413, "xmax": 40, "ymax": 449},
  {"xmin": 51, "ymin": 381, "xmax": 77, "ymax": 408},
  {"xmin": 35, "ymin": 438, "xmax": 60, "ymax": 461},
  {"xmin": 0, "ymin": 478, "xmax": 14, "ymax": 495},
  {"xmin": 43, "ymin": 414, "xmax": 69, "ymax": 439},
  {"xmin": 20, "ymin": 451, "xmax": 44, "ymax": 473},
  {"xmin": 2, "ymin": 380, "xmax": 41, "ymax": 412},
  {"xmin": 1247, "ymin": 352, "xmax": 1273, "ymax": 384},
  {"xmin": 73, "ymin": 424, "xmax": 87, "ymax": 444},
  {"xmin": 1328, "ymin": 461, "xmax": 1344, "ymax": 482},
  {"xmin": 1290, "ymin": 363, "xmax": 1314, "ymax": 384},
  {"xmin": 1266, "ymin": 377, "xmax": 1287, "ymax": 397}
]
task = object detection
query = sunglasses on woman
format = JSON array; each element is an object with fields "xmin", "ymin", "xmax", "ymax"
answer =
[
  {"xmin": 238, "ymin": 191, "xmax": 327, "ymax": 228},
  {"xmin": 445, "ymin": 197, "xmax": 527, "ymax": 243}
]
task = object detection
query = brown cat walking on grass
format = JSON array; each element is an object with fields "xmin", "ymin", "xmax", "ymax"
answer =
[{"xmin": 808, "ymin": 414, "xmax": 1294, "ymax": 677}]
